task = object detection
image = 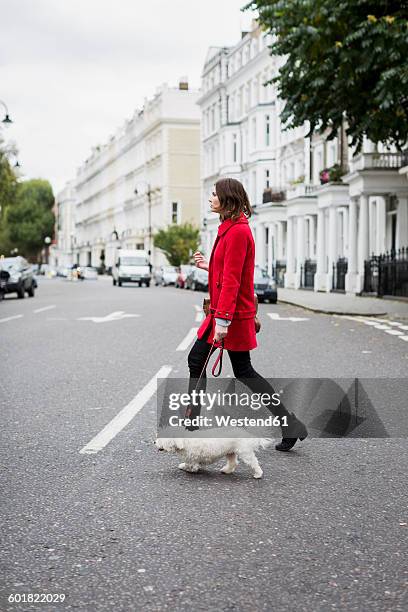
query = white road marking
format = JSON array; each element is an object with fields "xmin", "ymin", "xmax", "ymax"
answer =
[
  {"xmin": 195, "ymin": 311, "xmax": 204, "ymax": 322},
  {"xmin": 335, "ymin": 315, "xmax": 408, "ymax": 344},
  {"xmin": 33, "ymin": 305, "xmax": 56, "ymax": 313},
  {"xmin": 0, "ymin": 314, "xmax": 23, "ymax": 323},
  {"xmin": 79, "ymin": 365, "xmax": 172, "ymax": 454},
  {"xmin": 194, "ymin": 304, "xmax": 201, "ymax": 312},
  {"xmin": 176, "ymin": 327, "xmax": 199, "ymax": 351},
  {"xmin": 267, "ymin": 313, "xmax": 309, "ymax": 322},
  {"xmin": 77, "ymin": 311, "xmax": 140, "ymax": 323}
]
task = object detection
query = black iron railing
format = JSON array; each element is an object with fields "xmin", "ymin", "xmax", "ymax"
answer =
[
  {"xmin": 272, "ymin": 260, "xmax": 286, "ymax": 287},
  {"xmin": 300, "ymin": 259, "xmax": 316, "ymax": 289},
  {"xmin": 364, "ymin": 247, "xmax": 408, "ymax": 297},
  {"xmin": 332, "ymin": 257, "xmax": 348, "ymax": 292}
]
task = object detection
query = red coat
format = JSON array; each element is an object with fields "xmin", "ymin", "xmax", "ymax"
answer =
[{"xmin": 197, "ymin": 211, "xmax": 257, "ymax": 351}]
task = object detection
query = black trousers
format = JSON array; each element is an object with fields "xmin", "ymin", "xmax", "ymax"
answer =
[{"xmin": 187, "ymin": 327, "xmax": 290, "ymax": 420}]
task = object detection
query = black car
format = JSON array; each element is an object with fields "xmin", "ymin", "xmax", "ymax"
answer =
[
  {"xmin": 0, "ymin": 256, "xmax": 36, "ymax": 298},
  {"xmin": 185, "ymin": 268, "xmax": 209, "ymax": 291},
  {"xmin": 254, "ymin": 266, "xmax": 277, "ymax": 303}
]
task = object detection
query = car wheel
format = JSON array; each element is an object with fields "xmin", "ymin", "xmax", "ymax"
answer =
[
  {"xmin": 258, "ymin": 297, "xmax": 264, "ymax": 303},
  {"xmin": 27, "ymin": 283, "xmax": 35, "ymax": 297},
  {"xmin": 118, "ymin": 280, "xmax": 122, "ymax": 287},
  {"xmin": 113, "ymin": 278, "xmax": 116, "ymax": 286},
  {"xmin": 17, "ymin": 284, "xmax": 25, "ymax": 299},
  {"xmin": 145, "ymin": 281, "xmax": 150, "ymax": 287}
]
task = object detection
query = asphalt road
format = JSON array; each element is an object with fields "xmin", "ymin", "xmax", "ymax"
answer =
[{"xmin": 1, "ymin": 277, "xmax": 407, "ymax": 611}]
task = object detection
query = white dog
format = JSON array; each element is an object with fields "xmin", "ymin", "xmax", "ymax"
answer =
[{"xmin": 155, "ymin": 434, "xmax": 271, "ymax": 479}]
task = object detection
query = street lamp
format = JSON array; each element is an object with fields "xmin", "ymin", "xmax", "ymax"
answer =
[
  {"xmin": 44, "ymin": 236, "xmax": 51, "ymax": 265},
  {"xmin": 134, "ymin": 182, "xmax": 152, "ymax": 263},
  {"xmin": 0, "ymin": 100, "xmax": 13, "ymax": 125}
]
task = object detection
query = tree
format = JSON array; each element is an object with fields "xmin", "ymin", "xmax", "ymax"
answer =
[
  {"xmin": 2, "ymin": 179, "xmax": 55, "ymax": 260},
  {"xmin": 153, "ymin": 223, "xmax": 200, "ymax": 266},
  {"xmin": 0, "ymin": 140, "xmax": 18, "ymax": 254},
  {"xmin": 244, "ymin": 0, "xmax": 408, "ymax": 151}
]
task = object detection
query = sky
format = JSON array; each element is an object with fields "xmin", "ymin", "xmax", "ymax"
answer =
[{"xmin": 1, "ymin": 0, "xmax": 257, "ymax": 194}]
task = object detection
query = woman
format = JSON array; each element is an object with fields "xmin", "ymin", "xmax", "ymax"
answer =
[{"xmin": 187, "ymin": 177, "xmax": 307, "ymax": 451}]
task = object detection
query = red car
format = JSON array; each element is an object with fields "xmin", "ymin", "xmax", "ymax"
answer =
[{"xmin": 175, "ymin": 264, "xmax": 194, "ymax": 288}]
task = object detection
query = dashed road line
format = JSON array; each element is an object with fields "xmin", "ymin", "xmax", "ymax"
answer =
[
  {"xmin": 335, "ymin": 315, "xmax": 408, "ymax": 343},
  {"xmin": 79, "ymin": 365, "xmax": 173, "ymax": 454},
  {"xmin": 0, "ymin": 314, "xmax": 23, "ymax": 323},
  {"xmin": 267, "ymin": 313, "xmax": 309, "ymax": 322},
  {"xmin": 176, "ymin": 327, "xmax": 199, "ymax": 351},
  {"xmin": 33, "ymin": 305, "xmax": 56, "ymax": 313}
]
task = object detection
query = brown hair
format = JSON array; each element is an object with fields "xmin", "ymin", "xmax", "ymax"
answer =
[{"xmin": 215, "ymin": 177, "xmax": 253, "ymax": 221}]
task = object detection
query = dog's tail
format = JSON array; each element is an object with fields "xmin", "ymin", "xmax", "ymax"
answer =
[{"xmin": 256, "ymin": 438, "xmax": 273, "ymax": 450}]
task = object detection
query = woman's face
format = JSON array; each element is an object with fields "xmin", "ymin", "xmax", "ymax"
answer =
[{"xmin": 209, "ymin": 187, "xmax": 222, "ymax": 214}]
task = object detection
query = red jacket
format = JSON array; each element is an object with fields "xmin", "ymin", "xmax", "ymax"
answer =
[{"xmin": 197, "ymin": 211, "xmax": 257, "ymax": 351}]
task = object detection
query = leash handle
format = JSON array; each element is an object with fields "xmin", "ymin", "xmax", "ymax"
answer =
[{"xmin": 211, "ymin": 339, "xmax": 224, "ymax": 377}]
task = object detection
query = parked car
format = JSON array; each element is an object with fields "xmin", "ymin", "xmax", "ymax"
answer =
[
  {"xmin": 0, "ymin": 269, "xmax": 9, "ymax": 300},
  {"xmin": 175, "ymin": 264, "xmax": 195, "ymax": 288},
  {"xmin": 83, "ymin": 266, "xmax": 98, "ymax": 280},
  {"xmin": 254, "ymin": 266, "xmax": 277, "ymax": 303},
  {"xmin": 154, "ymin": 265, "xmax": 178, "ymax": 286},
  {"xmin": 0, "ymin": 256, "xmax": 36, "ymax": 298},
  {"xmin": 185, "ymin": 268, "xmax": 209, "ymax": 292}
]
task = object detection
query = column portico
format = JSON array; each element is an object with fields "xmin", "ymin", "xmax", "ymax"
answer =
[
  {"xmin": 356, "ymin": 194, "xmax": 369, "ymax": 293},
  {"xmin": 314, "ymin": 208, "xmax": 326, "ymax": 291},
  {"xmin": 345, "ymin": 197, "xmax": 358, "ymax": 293}
]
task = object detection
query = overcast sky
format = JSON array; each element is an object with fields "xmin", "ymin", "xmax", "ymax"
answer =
[{"xmin": 1, "ymin": 0, "xmax": 257, "ymax": 194}]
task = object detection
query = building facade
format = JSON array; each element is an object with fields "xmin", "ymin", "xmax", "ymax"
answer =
[
  {"xmin": 55, "ymin": 81, "xmax": 201, "ymax": 271},
  {"xmin": 198, "ymin": 21, "xmax": 408, "ymax": 297}
]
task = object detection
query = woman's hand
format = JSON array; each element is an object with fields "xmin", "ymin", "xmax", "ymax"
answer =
[
  {"xmin": 193, "ymin": 251, "xmax": 209, "ymax": 271},
  {"xmin": 214, "ymin": 323, "xmax": 228, "ymax": 343}
]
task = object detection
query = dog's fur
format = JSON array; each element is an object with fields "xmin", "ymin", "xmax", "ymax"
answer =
[{"xmin": 155, "ymin": 435, "xmax": 271, "ymax": 479}]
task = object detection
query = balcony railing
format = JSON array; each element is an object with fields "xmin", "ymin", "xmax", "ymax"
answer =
[
  {"xmin": 286, "ymin": 183, "xmax": 318, "ymax": 200},
  {"xmin": 350, "ymin": 152, "xmax": 406, "ymax": 173}
]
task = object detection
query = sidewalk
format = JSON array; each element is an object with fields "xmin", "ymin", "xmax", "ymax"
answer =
[{"xmin": 277, "ymin": 288, "xmax": 408, "ymax": 317}]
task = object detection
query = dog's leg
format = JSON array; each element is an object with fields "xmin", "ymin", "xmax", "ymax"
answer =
[
  {"xmin": 239, "ymin": 451, "xmax": 263, "ymax": 479},
  {"xmin": 178, "ymin": 462, "xmax": 200, "ymax": 473},
  {"xmin": 221, "ymin": 452, "xmax": 238, "ymax": 475}
]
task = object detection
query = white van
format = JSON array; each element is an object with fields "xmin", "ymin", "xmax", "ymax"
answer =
[{"xmin": 112, "ymin": 249, "xmax": 151, "ymax": 287}]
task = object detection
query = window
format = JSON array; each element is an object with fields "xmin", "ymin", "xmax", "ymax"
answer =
[
  {"xmin": 265, "ymin": 114, "xmax": 270, "ymax": 146},
  {"xmin": 265, "ymin": 169, "xmax": 270, "ymax": 188},
  {"xmin": 233, "ymin": 134, "xmax": 237, "ymax": 163},
  {"xmin": 252, "ymin": 170, "xmax": 257, "ymax": 203},
  {"xmin": 211, "ymin": 107, "xmax": 215, "ymax": 132},
  {"xmin": 252, "ymin": 117, "xmax": 257, "ymax": 149},
  {"xmin": 172, "ymin": 201, "xmax": 179, "ymax": 224}
]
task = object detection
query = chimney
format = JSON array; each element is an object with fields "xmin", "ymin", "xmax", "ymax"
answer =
[{"xmin": 179, "ymin": 76, "xmax": 189, "ymax": 90}]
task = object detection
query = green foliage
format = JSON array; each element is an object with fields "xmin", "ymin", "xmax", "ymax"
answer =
[
  {"xmin": 0, "ymin": 142, "xmax": 18, "ymax": 255},
  {"xmin": 0, "ymin": 174, "xmax": 55, "ymax": 259},
  {"xmin": 153, "ymin": 222, "xmax": 200, "ymax": 266},
  {"xmin": 243, "ymin": 0, "xmax": 408, "ymax": 151}
]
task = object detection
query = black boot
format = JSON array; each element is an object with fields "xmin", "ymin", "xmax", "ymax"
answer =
[{"xmin": 275, "ymin": 412, "xmax": 308, "ymax": 452}]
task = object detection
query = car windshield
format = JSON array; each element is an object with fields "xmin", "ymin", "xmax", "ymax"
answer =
[
  {"xmin": 181, "ymin": 265, "xmax": 193, "ymax": 272},
  {"xmin": 0, "ymin": 258, "xmax": 19, "ymax": 271},
  {"xmin": 164, "ymin": 266, "xmax": 176, "ymax": 273},
  {"xmin": 120, "ymin": 257, "xmax": 147, "ymax": 266},
  {"xmin": 254, "ymin": 268, "xmax": 269, "ymax": 280}
]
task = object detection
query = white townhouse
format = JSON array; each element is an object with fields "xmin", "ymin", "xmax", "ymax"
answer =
[
  {"xmin": 198, "ymin": 20, "xmax": 408, "ymax": 298},
  {"xmin": 52, "ymin": 180, "xmax": 76, "ymax": 270},
  {"xmin": 55, "ymin": 80, "xmax": 201, "ymax": 271}
]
